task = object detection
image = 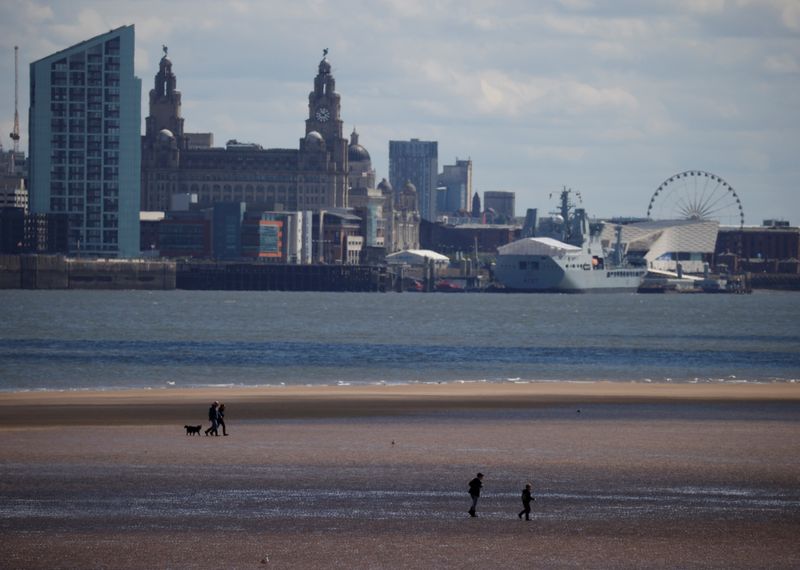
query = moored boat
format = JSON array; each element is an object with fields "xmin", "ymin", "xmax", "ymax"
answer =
[{"xmin": 493, "ymin": 189, "xmax": 646, "ymax": 293}]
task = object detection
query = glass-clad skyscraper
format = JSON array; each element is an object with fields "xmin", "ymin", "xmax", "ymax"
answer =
[
  {"xmin": 389, "ymin": 139, "xmax": 438, "ymax": 221},
  {"xmin": 29, "ymin": 25, "xmax": 141, "ymax": 257}
]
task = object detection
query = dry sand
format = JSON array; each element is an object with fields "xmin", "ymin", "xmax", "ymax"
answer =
[{"xmin": 1, "ymin": 382, "xmax": 799, "ymax": 569}]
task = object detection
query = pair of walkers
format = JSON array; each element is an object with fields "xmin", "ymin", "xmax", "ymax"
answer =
[
  {"xmin": 468, "ymin": 473, "xmax": 535, "ymax": 520},
  {"xmin": 204, "ymin": 401, "xmax": 228, "ymax": 436}
]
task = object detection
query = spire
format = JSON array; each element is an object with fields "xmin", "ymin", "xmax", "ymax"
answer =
[
  {"xmin": 154, "ymin": 45, "xmax": 176, "ymax": 98},
  {"xmin": 319, "ymin": 47, "xmax": 331, "ymax": 75},
  {"xmin": 147, "ymin": 46, "xmax": 184, "ymax": 140}
]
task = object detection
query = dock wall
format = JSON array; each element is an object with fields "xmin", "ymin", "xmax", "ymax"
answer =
[
  {"xmin": 0, "ymin": 255, "xmax": 175, "ymax": 290},
  {"xmin": 176, "ymin": 262, "xmax": 387, "ymax": 292},
  {"xmin": 0, "ymin": 255, "xmax": 390, "ymax": 292}
]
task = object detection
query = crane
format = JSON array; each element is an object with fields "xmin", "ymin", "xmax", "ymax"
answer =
[
  {"xmin": 9, "ymin": 46, "xmax": 20, "ymax": 172},
  {"xmin": 9, "ymin": 45, "xmax": 20, "ymax": 150}
]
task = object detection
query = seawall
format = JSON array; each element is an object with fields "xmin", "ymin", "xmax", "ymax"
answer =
[
  {"xmin": 0, "ymin": 255, "xmax": 390, "ymax": 292},
  {"xmin": 0, "ymin": 255, "xmax": 175, "ymax": 290}
]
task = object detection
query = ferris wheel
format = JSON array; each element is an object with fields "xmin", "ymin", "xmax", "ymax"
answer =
[{"xmin": 647, "ymin": 170, "xmax": 744, "ymax": 228}]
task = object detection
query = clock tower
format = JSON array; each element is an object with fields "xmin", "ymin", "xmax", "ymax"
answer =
[
  {"xmin": 306, "ymin": 49, "xmax": 344, "ymax": 142},
  {"xmin": 303, "ymin": 49, "xmax": 348, "ymax": 206}
]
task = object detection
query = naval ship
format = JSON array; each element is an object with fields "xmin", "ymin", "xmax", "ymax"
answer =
[{"xmin": 493, "ymin": 189, "xmax": 646, "ymax": 293}]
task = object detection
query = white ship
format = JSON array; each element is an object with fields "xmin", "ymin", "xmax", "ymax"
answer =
[{"xmin": 493, "ymin": 189, "xmax": 646, "ymax": 293}]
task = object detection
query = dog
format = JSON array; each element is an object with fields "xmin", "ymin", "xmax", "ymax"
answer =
[{"xmin": 184, "ymin": 424, "xmax": 202, "ymax": 436}]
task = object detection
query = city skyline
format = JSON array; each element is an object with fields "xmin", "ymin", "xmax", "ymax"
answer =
[{"xmin": 1, "ymin": 0, "xmax": 798, "ymax": 226}]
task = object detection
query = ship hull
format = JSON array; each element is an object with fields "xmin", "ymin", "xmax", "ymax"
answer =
[{"xmin": 494, "ymin": 254, "xmax": 644, "ymax": 293}]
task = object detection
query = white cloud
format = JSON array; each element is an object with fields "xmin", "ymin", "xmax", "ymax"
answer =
[
  {"xmin": 680, "ymin": 0, "xmax": 726, "ymax": 14},
  {"xmin": 526, "ymin": 145, "xmax": 587, "ymax": 162},
  {"xmin": 0, "ymin": 0, "xmax": 797, "ymax": 223},
  {"xmin": 541, "ymin": 14, "xmax": 650, "ymax": 38},
  {"xmin": 781, "ymin": 2, "xmax": 800, "ymax": 31},
  {"xmin": 23, "ymin": 2, "xmax": 54, "ymax": 22},
  {"xmin": 50, "ymin": 8, "xmax": 114, "ymax": 46},
  {"xmin": 764, "ymin": 53, "xmax": 800, "ymax": 73},
  {"xmin": 736, "ymin": 147, "xmax": 771, "ymax": 171},
  {"xmin": 590, "ymin": 41, "xmax": 636, "ymax": 60}
]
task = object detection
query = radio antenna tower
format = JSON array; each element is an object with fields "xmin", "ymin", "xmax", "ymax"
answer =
[{"xmin": 9, "ymin": 46, "xmax": 21, "ymax": 172}]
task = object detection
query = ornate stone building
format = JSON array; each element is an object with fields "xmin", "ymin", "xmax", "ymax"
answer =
[
  {"xmin": 140, "ymin": 47, "xmax": 421, "ymax": 258},
  {"xmin": 140, "ymin": 49, "xmax": 349, "ymax": 213},
  {"xmin": 378, "ymin": 178, "xmax": 420, "ymax": 252}
]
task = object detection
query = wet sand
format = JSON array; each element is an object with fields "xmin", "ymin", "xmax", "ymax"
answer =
[{"xmin": 1, "ymin": 382, "xmax": 799, "ymax": 569}]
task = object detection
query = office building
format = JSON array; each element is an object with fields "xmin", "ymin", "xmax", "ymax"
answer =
[
  {"xmin": 212, "ymin": 202, "xmax": 246, "ymax": 260},
  {"xmin": 389, "ymin": 139, "xmax": 438, "ymax": 221},
  {"xmin": 483, "ymin": 191, "xmax": 515, "ymax": 222},
  {"xmin": 28, "ymin": 25, "xmax": 141, "ymax": 257},
  {"xmin": 437, "ymin": 158, "xmax": 472, "ymax": 216},
  {"xmin": 1, "ymin": 148, "xmax": 28, "ymax": 211}
]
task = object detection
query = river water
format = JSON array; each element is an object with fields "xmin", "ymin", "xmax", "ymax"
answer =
[{"xmin": 1, "ymin": 289, "xmax": 798, "ymax": 391}]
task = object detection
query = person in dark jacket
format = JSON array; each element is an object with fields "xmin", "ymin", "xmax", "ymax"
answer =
[
  {"xmin": 204, "ymin": 401, "xmax": 219, "ymax": 436},
  {"xmin": 218, "ymin": 403, "xmax": 228, "ymax": 436},
  {"xmin": 467, "ymin": 472, "xmax": 484, "ymax": 517},
  {"xmin": 518, "ymin": 483, "xmax": 534, "ymax": 520}
]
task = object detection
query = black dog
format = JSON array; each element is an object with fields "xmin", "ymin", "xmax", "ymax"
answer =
[{"xmin": 184, "ymin": 424, "xmax": 202, "ymax": 436}]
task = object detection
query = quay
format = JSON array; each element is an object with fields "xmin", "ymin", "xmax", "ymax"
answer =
[
  {"xmin": 0, "ymin": 254, "xmax": 393, "ymax": 292},
  {"xmin": 2, "ymin": 254, "xmax": 799, "ymax": 292}
]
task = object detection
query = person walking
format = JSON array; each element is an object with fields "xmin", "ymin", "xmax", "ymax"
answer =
[
  {"xmin": 518, "ymin": 483, "xmax": 534, "ymax": 521},
  {"xmin": 467, "ymin": 472, "xmax": 484, "ymax": 517},
  {"xmin": 218, "ymin": 403, "xmax": 228, "ymax": 436},
  {"xmin": 204, "ymin": 401, "xmax": 219, "ymax": 436}
]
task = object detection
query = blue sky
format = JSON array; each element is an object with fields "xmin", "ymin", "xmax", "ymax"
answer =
[{"xmin": 1, "ymin": 0, "xmax": 798, "ymax": 225}]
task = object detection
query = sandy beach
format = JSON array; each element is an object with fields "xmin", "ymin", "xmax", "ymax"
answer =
[{"xmin": 2, "ymin": 382, "xmax": 799, "ymax": 569}]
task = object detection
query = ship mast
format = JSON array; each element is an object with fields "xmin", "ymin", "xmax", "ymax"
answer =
[{"xmin": 558, "ymin": 187, "xmax": 581, "ymax": 244}]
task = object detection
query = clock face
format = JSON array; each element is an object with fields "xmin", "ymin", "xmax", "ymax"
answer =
[{"xmin": 315, "ymin": 107, "xmax": 330, "ymax": 122}]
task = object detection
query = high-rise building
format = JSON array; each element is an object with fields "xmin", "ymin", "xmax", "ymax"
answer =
[
  {"xmin": 29, "ymin": 25, "xmax": 141, "ymax": 257},
  {"xmin": 389, "ymin": 139, "xmax": 438, "ymax": 221},
  {"xmin": 437, "ymin": 158, "xmax": 472, "ymax": 216},
  {"xmin": 483, "ymin": 191, "xmax": 515, "ymax": 222}
]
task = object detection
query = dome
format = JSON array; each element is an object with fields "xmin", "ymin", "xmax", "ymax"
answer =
[
  {"xmin": 305, "ymin": 131, "xmax": 324, "ymax": 150},
  {"xmin": 157, "ymin": 129, "xmax": 175, "ymax": 143},
  {"xmin": 403, "ymin": 180, "xmax": 417, "ymax": 194},
  {"xmin": 377, "ymin": 178, "xmax": 393, "ymax": 193},
  {"xmin": 348, "ymin": 143, "xmax": 370, "ymax": 163}
]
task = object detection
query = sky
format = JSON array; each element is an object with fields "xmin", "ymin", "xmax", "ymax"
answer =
[{"xmin": 0, "ymin": 0, "xmax": 798, "ymax": 225}]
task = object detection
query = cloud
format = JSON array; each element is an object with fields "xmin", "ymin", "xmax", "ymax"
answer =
[
  {"xmin": 764, "ymin": 53, "xmax": 800, "ymax": 73},
  {"xmin": 680, "ymin": 0, "xmax": 725, "ymax": 14},
  {"xmin": 0, "ymin": 0, "xmax": 798, "ymax": 224},
  {"xmin": 23, "ymin": 2, "xmax": 54, "ymax": 22},
  {"xmin": 526, "ymin": 145, "xmax": 587, "ymax": 162},
  {"xmin": 49, "ymin": 8, "xmax": 115, "ymax": 46},
  {"xmin": 590, "ymin": 41, "xmax": 636, "ymax": 60},
  {"xmin": 737, "ymin": 147, "xmax": 771, "ymax": 171}
]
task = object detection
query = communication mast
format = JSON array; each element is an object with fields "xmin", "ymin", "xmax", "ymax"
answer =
[{"xmin": 9, "ymin": 46, "xmax": 21, "ymax": 172}]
